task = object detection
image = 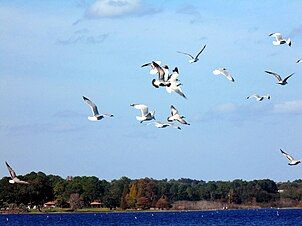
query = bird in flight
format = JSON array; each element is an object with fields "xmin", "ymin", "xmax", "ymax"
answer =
[
  {"xmin": 147, "ymin": 121, "xmax": 181, "ymax": 130},
  {"xmin": 213, "ymin": 68, "xmax": 235, "ymax": 82},
  {"xmin": 269, "ymin": 32, "xmax": 291, "ymax": 46},
  {"xmin": 5, "ymin": 162, "xmax": 29, "ymax": 184},
  {"xmin": 265, "ymin": 70, "xmax": 294, "ymax": 85},
  {"xmin": 280, "ymin": 149, "xmax": 301, "ymax": 166},
  {"xmin": 167, "ymin": 105, "xmax": 190, "ymax": 125},
  {"xmin": 82, "ymin": 96, "xmax": 113, "ymax": 121},
  {"xmin": 166, "ymin": 67, "xmax": 187, "ymax": 99},
  {"xmin": 247, "ymin": 94, "xmax": 270, "ymax": 101},
  {"xmin": 130, "ymin": 103, "xmax": 155, "ymax": 123},
  {"xmin": 177, "ymin": 45, "xmax": 206, "ymax": 63}
]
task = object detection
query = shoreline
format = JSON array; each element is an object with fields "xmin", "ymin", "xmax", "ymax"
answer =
[{"xmin": 1, "ymin": 206, "xmax": 302, "ymax": 215}]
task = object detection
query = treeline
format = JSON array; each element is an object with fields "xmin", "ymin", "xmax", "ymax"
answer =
[{"xmin": 0, "ymin": 172, "xmax": 301, "ymax": 210}]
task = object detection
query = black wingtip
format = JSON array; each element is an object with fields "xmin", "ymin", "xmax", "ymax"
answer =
[
  {"xmin": 82, "ymin": 96, "xmax": 89, "ymax": 101},
  {"xmin": 173, "ymin": 67, "xmax": 179, "ymax": 73}
]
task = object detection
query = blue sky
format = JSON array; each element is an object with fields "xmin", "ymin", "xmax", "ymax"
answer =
[{"xmin": 1, "ymin": 0, "xmax": 302, "ymax": 182}]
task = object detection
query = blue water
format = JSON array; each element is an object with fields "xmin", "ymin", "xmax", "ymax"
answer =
[{"xmin": 1, "ymin": 209, "xmax": 302, "ymax": 226}]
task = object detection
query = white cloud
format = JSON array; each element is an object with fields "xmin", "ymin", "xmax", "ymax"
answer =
[
  {"xmin": 273, "ymin": 100, "xmax": 302, "ymax": 114},
  {"xmin": 85, "ymin": 0, "xmax": 140, "ymax": 18}
]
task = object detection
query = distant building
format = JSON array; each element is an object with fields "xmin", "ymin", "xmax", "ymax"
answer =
[
  {"xmin": 44, "ymin": 201, "xmax": 57, "ymax": 208},
  {"xmin": 90, "ymin": 201, "xmax": 102, "ymax": 208}
]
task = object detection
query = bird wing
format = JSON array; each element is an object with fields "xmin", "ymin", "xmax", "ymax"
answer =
[
  {"xmin": 83, "ymin": 96, "xmax": 99, "ymax": 115},
  {"xmin": 141, "ymin": 62, "xmax": 151, "ymax": 68},
  {"xmin": 5, "ymin": 162, "xmax": 16, "ymax": 179},
  {"xmin": 168, "ymin": 122, "xmax": 181, "ymax": 130},
  {"xmin": 154, "ymin": 121, "xmax": 167, "ymax": 127},
  {"xmin": 265, "ymin": 70, "xmax": 282, "ymax": 82},
  {"xmin": 132, "ymin": 104, "xmax": 148, "ymax": 116},
  {"xmin": 296, "ymin": 59, "xmax": 302, "ymax": 63},
  {"xmin": 280, "ymin": 149, "xmax": 294, "ymax": 162},
  {"xmin": 177, "ymin": 51, "xmax": 194, "ymax": 60},
  {"xmin": 170, "ymin": 105, "xmax": 178, "ymax": 116},
  {"xmin": 195, "ymin": 45, "xmax": 206, "ymax": 59},
  {"xmin": 178, "ymin": 117, "xmax": 189, "ymax": 125},
  {"xmin": 102, "ymin": 113, "xmax": 113, "ymax": 117},
  {"xmin": 248, "ymin": 94, "xmax": 260, "ymax": 99},
  {"xmin": 15, "ymin": 179, "xmax": 29, "ymax": 184},
  {"xmin": 221, "ymin": 70, "xmax": 235, "ymax": 82},
  {"xmin": 152, "ymin": 61, "xmax": 165, "ymax": 81},
  {"xmin": 283, "ymin": 73, "xmax": 294, "ymax": 83},
  {"xmin": 269, "ymin": 32, "xmax": 282, "ymax": 41},
  {"xmin": 175, "ymin": 87, "xmax": 187, "ymax": 99}
]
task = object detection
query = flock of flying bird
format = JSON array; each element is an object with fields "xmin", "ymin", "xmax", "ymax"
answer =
[{"xmin": 4, "ymin": 32, "xmax": 302, "ymax": 185}]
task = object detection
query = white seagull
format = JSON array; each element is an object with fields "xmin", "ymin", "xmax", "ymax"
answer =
[
  {"xmin": 280, "ymin": 149, "xmax": 301, "ymax": 166},
  {"xmin": 213, "ymin": 68, "xmax": 235, "ymax": 82},
  {"xmin": 265, "ymin": 70, "xmax": 294, "ymax": 85},
  {"xmin": 82, "ymin": 96, "xmax": 113, "ymax": 121},
  {"xmin": 177, "ymin": 45, "xmax": 206, "ymax": 63},
  {"xmin": 5, "ymin": 162, "xmax": 29, "ymax": 184},
  {"xmin": 269, "ymin": 32, "xmax": 291, "ymax": 46},
  {"xmin": 147, "ymin": 121, "xmax": 181, "ymax": 130},
  {"xmin": 130, "ymin": 103, "xmax": 155, "ymax": 123},
  {"xmin": 167, "ymin": 105, "xmax": 190, "ymax": 125},
  {"xmin": 247, "ymin": 94, "xmax": 270, "ymax": 101},
  {"xmin": 166, "ymin": 67, "xmax": 187, "ymax": 99}
]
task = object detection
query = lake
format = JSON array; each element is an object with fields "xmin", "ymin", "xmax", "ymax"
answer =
[{"xmin": 1, "ymin": 208, "xmax": 302, "ymax": 226}]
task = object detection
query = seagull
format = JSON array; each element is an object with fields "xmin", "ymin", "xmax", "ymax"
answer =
[
  {"xmin": 280, "ymin": 149, "xmax": 301, "ymax": 166},
  {"xmin": 82, "ymin": 96, "xmax": 113, "ymax": 121},
  {"xmin": 130, "ymin": 103, "xmax": 155, "ymax": 123},
  {"xmin": 247, "ymin": 94, "xmax": 270, "ymax": 101},
  {"xmin": 213, "ymin": 68, "xmax": 235, "ymax": 82},
  {"xmin": 167, "ymin": 105, "xmax": 190, "ymax": 125},
  {"xmin": 5, "ymin": 162, "xmax": 29, "ymax": 184},
  {"xmin": 296, "ymin": 59, "xmax": 302, "ymax": 63},
  {"xmin": 269, "ymin": 32, "xmax": 291, "ymax": 46},
  {"xmin": 265, "ymin": 70, "xmax": 294, "ymax": 85},
  {"xmin": 147, "ymin": 121, "xmax": 181, "ymax": 130},
  {"xmin": 141, "ymin": 61, "xmax": 170, "ymax": 88},
  {"xmin": 177, "ymin": 45, "xmax": 206, "ymax": 63},
  {"xmin": 166, "ymin": 67, "xmax": 187, "ymax": 99}
]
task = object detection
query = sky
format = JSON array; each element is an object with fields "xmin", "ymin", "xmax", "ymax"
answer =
[{"xmin": 0, "ymin": 0, "xmax": 302, "ymax": 182}]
